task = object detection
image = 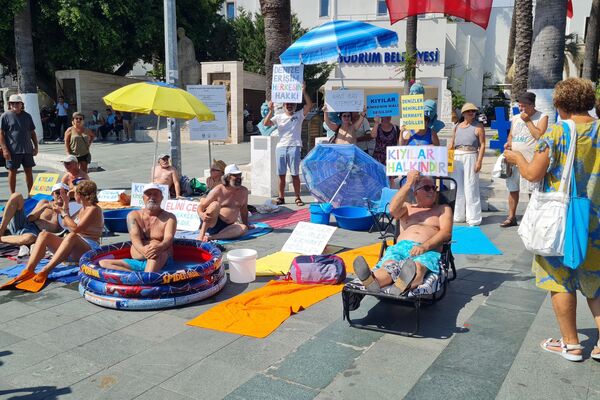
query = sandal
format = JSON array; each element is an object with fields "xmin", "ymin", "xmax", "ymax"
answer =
[
  {"xmin": 500, "ymin": 217, "xmax": 518, "ymax": 228},
  {"xmin": 388, "ymin": 259, "xmax": 417, "ymax": 296},
  {"xmin": 354, "ymin": 256, "xmax": 380, "ymax": 293},
  {"xmin": 295, "ymin": 198, "xmax": 305, "ymax": 207},
  {"xmin": 540, "ymin": 338, "xmax": 583, "ymax": 362},
  {"xmin": 592, "ymin": 340, "xmax": 600, "ymax": 361},
  {"xmin": 275, "ymin": 197, "xmax": 285, "ymax": 205}
]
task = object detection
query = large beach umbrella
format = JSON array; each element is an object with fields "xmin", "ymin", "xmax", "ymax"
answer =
[
  {"xmin": 279, "ymin": 20, "xmax": 398, "ymax": 65},
  {"xmin": 301, "ymin": 144, "xmax": 388, "ymax": 207},
  {"xmin": 103, "ymin": 81, "xmax": 215, "ymax": 179}
]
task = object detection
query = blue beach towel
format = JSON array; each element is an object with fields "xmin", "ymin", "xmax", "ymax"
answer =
[
  {"xmin": 174, "ymin": 222, "xmax": 272, "ymax": 244},
  {"xmin": 451, "ymin": 226, "xmax": 502, "ymax": 255},
  {"xmin": 0, "ymin": 259, "xmax": 80, "ymax": 284}
]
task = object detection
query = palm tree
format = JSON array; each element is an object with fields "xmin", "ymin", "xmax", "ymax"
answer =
[
  {"xmin": 260, "ymin": 0, "xmax": 291, "ymax": 100},
  {"xmin": 505, "ymin": 10, "xmax": 517, "ymax": 84},
  {"xmin": 582, "ymin": 0, "xmax": 600, "ymax": 81},
  {"xmin": 563, "ymin": 33, "xmax": 584, "ymax": 78},
  {"xmin": 404, "ymin": 16, "xmax": 417, "ymax": 93},
  {"xmin": 511, "ymin": 0, "xmax": 533, "ymax": 100}
]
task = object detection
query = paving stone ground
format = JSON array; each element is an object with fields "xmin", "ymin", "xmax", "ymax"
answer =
[{"xmin": 0, "ymin": 137, "xmax": 599, "ymax": 400}]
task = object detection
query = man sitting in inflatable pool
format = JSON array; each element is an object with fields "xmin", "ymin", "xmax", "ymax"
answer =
[
  {"xmin": 152, "ymin": 153, "xmax": 181, "ymax": 198},
  {"xmin": 61, "ymin": 154, "xmax": 89, "ymax": 192},
  {"xmin": 197, "ymin": 164, "xmax": 250, "ymax": 242},
  {"xmin": 100, "ymin": 183, "xmax": 177, "ymax": 273},
  {"xmin": 354, "ymin": 170, "xmax": 453, "ymax": 295}
]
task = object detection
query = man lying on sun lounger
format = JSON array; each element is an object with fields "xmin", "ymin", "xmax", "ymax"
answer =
[
  {"xmin": 354, "ymin": 170, "xmax": 453, "ymax": 295},
  {"xmin": 0, "ymin": 183, "xmax": 69, "ymax": 253},
  {"xmin": 99, "ymin": 183, "xmax": 177, "ymax": 273}
]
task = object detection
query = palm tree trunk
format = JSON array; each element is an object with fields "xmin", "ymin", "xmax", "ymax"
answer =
[
  {"xmin": 505, "ymin": 9, "xmax": 517, "ymax": 83},
  {"xmin": 583, "ymin": 0, "xmax": 600, "ymax": 81},
  {"xmin": 260, "ymin": 0, "xmax": 291, "ymax": 100},
  {"xmin": 404, "ymin": 16, "xmax": 417, "ymax": 93},
  {"xmin": 512, "ymin": 0, "xmax": 533, "ymax": 100}
]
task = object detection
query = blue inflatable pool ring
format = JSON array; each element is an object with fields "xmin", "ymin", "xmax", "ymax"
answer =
[{"xmin": 78, "ymin": 239, "xmax": 226, "ymax": 310}]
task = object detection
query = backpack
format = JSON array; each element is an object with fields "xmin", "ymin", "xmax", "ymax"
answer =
[
  {"xmin": 287, "ymin": 255, "xmax": 346, "ymax": 284},
  {"xmin": 189, "ymin": 178, "xmax": 208, "ymax": 196}
]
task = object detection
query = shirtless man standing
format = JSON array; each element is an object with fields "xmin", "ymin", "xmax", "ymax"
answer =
[
  {"xmin": 152, "ymin": 154, "xmax": 181, "ymax": 198},
  {"xmin": 354, "ymin": 170, "xmax": 453, "ymax": 294},
  {"xmin": 61, "ymin": 154, "xmax": 89, "ymax": 190},
  {"xmin": 99, "ymin": 183, "xmax": 177, "ymax": 273},
  {"xmin": 0, "ymin": 183, "xmax": 68, "ymax": 248},
  {"xmin": 197, "ymin": 164, "xmax": 250, "ymax": 242}
]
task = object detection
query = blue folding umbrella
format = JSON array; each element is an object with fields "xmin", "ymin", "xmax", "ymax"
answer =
[
  {"xmin": 280, "ymin": 20, "xmax": 398, "ymax": 65},
  {"xmin": 301, "ymin": 144, "xmax": 388, "ymax": 207}
]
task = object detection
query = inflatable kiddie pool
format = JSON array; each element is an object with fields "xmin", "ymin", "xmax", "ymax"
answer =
[{"xmin": 78, "ymin": 239, "xmax": 225, "ymax": 310}]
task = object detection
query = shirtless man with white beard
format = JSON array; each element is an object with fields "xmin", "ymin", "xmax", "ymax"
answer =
[
  {"xmin": 99, "ymin": 184, "xmax": 177, "ymax": 273},
  {"xmin": 354, "ymin": 170, "xmax": 453, "ymax": 294},
  {"xmin": 152, "ymin": 154, "xmax": 181, "ymax": 198}
]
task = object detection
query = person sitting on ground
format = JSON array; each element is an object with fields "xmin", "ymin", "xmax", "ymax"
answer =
[
  {"xmin": 354, "ymin": 170, "xmax": 453, "ymax": 294},
  {"xmin": 323, "ymin": 106, "xmax": 368, "ymax": 145},
  {"xmin": 15, "ymin": 180, "xmax": 104, "ymax": 284},
  {"xmin": 152, "ymin": 153, "xmax": 181, "ymax": 198},
  {"xmin": 197, "ymin": 164, "xmax": 250, "ymax": 242},
  {"xmin": 99, "ymin": 184, "xmax": 177, "ymax": 273},
  {"xmin": 206, "ymin": 159, "xmax": 226, "ymax": 190},
  {"xmin": 0, "ymin": 183, "xmax": 69, "ymax": 250},
  {"xmin": 60, "ymin": 154, "xmax": 90, "ymax": 191}
]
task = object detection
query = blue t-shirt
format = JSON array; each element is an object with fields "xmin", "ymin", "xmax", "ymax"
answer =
[{"xmin": 406, "ymin": 128, "xmax": 433, "ymax": 146}]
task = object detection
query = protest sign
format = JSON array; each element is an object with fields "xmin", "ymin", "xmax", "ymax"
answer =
[
  {"xmin": 29, "ymin": 173, "xmax": 60, "ymax": 196},
  {"xmin": 400, "ymin": 94, "xmax": 425, "ymax": 130},
  {"xmin": 271, "ymin": 64, "xmax": 304, "ymax": 103},
  {"xmin": 325, "ymin": 90, "xmax": 364, "ymax": 112},
  {"xmin": 130, "ymin": 183, "xmax": 169, "ymax": 209},
  {"xmin": 366, "ymin": 93, "xmax": 399, "ymax": 117},
  {"xmin": 98, "ymin": 190, "xmax": 125, "ymax": 202},
  {"xmin": 187, "ymin": 85, "xmax": 228, "ymax": 140},
  {"xmin": 165, "ymin": 200, "xmax": 201, "ymax": 231},
  {"xmin": 281, "ymin": 222, "xmax": 337, "ymax": 255},
  {"xmin": 447, "ymin": 149, "xmax": 454, "ymax": 173},
  {"xmin": 385, "ymin": 146, "xmax": 449, "ymax": 176}
]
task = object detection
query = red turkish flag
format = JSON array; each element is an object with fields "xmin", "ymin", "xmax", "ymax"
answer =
[{"xmin": 385, "ymin": 0, "xmax": 493, "ymax": 30}]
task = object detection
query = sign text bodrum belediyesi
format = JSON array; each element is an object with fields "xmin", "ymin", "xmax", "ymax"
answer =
[
  {"xmin": 386, "ymin": 146, "xmax": 449, "ymax": 177},
  {"xmin": 400, "ymin": 94, "xmax": 425, "ymax": 130},
  {"xmin": 271, "ymin": 64, "xmax": 304, "ymax": 103}
]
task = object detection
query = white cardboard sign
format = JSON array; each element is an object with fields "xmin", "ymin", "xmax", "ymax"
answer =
[
  {"xmin": 98, "ymin": 190, "xmax": 125, "ymax": 202},
  {"xmin": 385, "ymin": 146, "xmax": 449, "ymax": 177},
  {"xmin": 281, "ymin": 222, "xmax": 337, "ymax": 255},
  {"xmin": 130, "ymin": 183, "xmax": 169, "ymax": 209},
  {"xmin": 325, "ymin": 89, "xmax": 365, "ymax": 112},
  {"xmin": 165, "ymin": 200, "xmax": 201, "ymax": 231},
  {"xmin": 187, "ymin": 85, "xmax": 228, "ymax": 141},
  {"xmin": 271, "ymin": 64, "xmax": 304, "ymax": 103}
]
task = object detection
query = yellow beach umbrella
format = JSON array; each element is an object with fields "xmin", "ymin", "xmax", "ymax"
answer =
[{"xmin": 103, "ymin": 81, "xmax": 215, "ymax": 179}]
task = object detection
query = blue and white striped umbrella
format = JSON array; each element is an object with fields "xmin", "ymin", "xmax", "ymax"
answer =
[{"xmin": 280, "ymin": 20, "xmax": 398, "ymax": 65}]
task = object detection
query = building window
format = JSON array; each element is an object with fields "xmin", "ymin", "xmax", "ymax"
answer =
[
  {"xmin": 319, "ymin": 0, "xmax": 329, "ymax": 17},
  {"xmin": 376, "ymin": 0, "xmax": 387, "ymax": 16},
  {"xmin": 226, "ymin": 2, "xmax": 235, "ymax": 20}
]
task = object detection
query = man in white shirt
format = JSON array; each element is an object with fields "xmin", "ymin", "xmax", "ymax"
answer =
[
  {"xmin": 55, "ymin": 96, "xmax": 69, "ymax": 142},
  {"xmin": 501, "ymin": 92, "xmax": 548, "ymax": 227},
  {"xmin": 264, "ymin": 83, "xmax": 313, "ymax": 206}
]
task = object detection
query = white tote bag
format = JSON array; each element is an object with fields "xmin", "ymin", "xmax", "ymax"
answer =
[{"xmin": 518, "ymin": 121, "xmax": 576, "ymax": 257}]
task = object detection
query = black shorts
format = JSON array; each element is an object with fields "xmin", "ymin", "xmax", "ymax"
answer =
[
  {"xmin": 6, "ymin": 153, "xmax": 35, "ymax": 170},
  {"xmin": 76, "ymin": 153, "xmax": 91, "ymax": 163},
  {"xmin": 207, "ymin": 217, "xmax": 233, "ymax": 235}
]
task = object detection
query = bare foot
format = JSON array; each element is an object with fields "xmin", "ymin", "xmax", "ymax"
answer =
[
  {"xmin": 409, "ymin": 277, "xmax": 425, "ymax": 290},
  {"xmin": 198, "ymin": 235, "xmax": 210, "ymax": 242}
]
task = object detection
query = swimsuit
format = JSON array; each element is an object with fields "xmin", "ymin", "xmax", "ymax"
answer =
[
  {"xmin": 122, "ymin": 257, "xmax": 175, "ymax": 272},
  {"xmin": 374, "ymin": 240, "xmax": 441, "ymax": 274},
  {"xmin": 207, "ymin": 217, "xmax": 233, "ymax": 236}
]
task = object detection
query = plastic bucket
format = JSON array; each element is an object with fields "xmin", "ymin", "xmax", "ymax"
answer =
[
  {"xmin": 226, "ymin": 249, "xmax": 257, "ymax": 283},
  {"xmin": 309, "ymin": 203, "xmax": 333, "ymax": 225}
]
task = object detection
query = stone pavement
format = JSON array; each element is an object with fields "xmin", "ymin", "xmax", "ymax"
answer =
[{"xmin": 0, "ymin": 138, "xmax": 599, "ymax": 400}]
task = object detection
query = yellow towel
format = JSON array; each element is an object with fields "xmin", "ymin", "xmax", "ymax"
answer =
[
  {"xmin": 338, "ymin": 242, "xmax": 389, "ymax": 274},
  {"xmin": 255, "ymin": 245, "xmax": 347, "ymax": 277},
  {"xmin": 187, "ymin": 280, "xmax": 342, "ymax": 338}
]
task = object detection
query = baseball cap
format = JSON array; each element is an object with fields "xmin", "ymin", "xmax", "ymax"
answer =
[
  {"xmin": 51, "ymin": 183, "xmax": 69, "ymax": 193},
  {"xmin": 142, "ymin": 183, "xmax": 163, "ymax": 195},
  {"xmin": 157, "ymin": 153, "xmax": 170, "ymax": 161},
  {"xmin": 8, "ymin": 94, "xmax": 23, "ymax": 103},
  {"xmin": 61, "ymin": 155, "xmax": 78, "ymax": 163},
  {"xmin": 224, "ymin": 164, "xmax": 242, "ymax": 175}
]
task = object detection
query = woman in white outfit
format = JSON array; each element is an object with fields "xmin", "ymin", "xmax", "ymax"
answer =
[{"xmin": 448, "ymin": 103, "xmax": 486, "ymax": 226}]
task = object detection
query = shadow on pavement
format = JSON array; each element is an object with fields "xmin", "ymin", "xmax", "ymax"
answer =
[{"xmin": 0, "ymin": 386, "xmax": 71, "ymax": 400}]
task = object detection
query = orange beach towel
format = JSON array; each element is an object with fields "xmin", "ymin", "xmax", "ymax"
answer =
[
  {"xmin": 338, "ymin": 242, "xmax": 388, "ymax": 274},
  {"xmin": 187, "ymin": 280, "xmax": 342, "ymax": 338}
]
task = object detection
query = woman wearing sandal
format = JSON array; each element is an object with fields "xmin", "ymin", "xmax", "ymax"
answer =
[
  {"xmin": 263, "ymin": 83, "xmax": 313, "ymax": 207},
  {"xmin": 504, "ymin": 78, "xmax": 600, "ymax": 362}
]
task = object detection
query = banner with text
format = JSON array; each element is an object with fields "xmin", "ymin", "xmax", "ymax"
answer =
[
  {"xmin": 325, "ymin": 90, "xmax": 365, "ymax": 112},
  {"xmin": 165, "ymin": 200, "xmax": 201, "ymax": 231},
  {"xmin": 366, "ymin": 93, "xmax": 399, "ymax": 117},
  {"xmin": 400, "ymin": 94, "xmax": 425, "ymax": 130},
  {"xmin": 130, "ymin": 183, "xmax": 169, "ymax": 209},
  {"xmin": 187, "ymin": 85, "xmax": 228, "ymax": 141},
  {"xmin": 386, "ymin": 146, "xmax": 449, "ymax": 176},
  {"xmin": 29, "ymin": 173, "xmax": 60, "ymax": 196},
  {"xmin": 271, "ymin": 64, "xmax": 304, "ymax": 103},
  {"xmin": 98, "ymin": 190, "xmax": 125, "ymax": 202}
]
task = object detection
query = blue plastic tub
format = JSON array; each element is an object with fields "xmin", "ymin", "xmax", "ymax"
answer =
[
  {"xmin": 103, "ymin": 208, "xmax": 140, "ymax": 233},
  {"xmin": 332, "ymin": 206, "xmax": 373, "ymax": 231},
  {"xmin": 310, "ymin": 203, "xmax": 333, "ymax": 225}
]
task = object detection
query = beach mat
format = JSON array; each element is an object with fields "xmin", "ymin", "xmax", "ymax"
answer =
[
  {"xmin": 255, "ymin": 245, "xmax": 346, "ymax": 276},
  {"xmin": 0, "ymin": 260, "xmax": 79, "ymax": 284},
  {"xmin": 251, "ymin": 208, "xmax": 311, "ymax": 229},
  {"xmin": 187, "ymin": 280, "xmax": 342, "ymax": 338},
  {"xmin": 451, "ymin": 226, "xmax": 502, "ymax": 255},
  {"xmin": 174, "ymin": 222, "xmax": 272, "ymax": 244}
]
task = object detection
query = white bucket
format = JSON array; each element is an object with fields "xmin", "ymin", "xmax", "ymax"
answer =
[{"xmin": 226, "ymin": 249, "xmax": 257, "ymax": 283}]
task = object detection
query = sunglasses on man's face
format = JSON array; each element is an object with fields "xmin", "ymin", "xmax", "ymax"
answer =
[
  {"xmin": 416, "ymin": 185, "xmax": 437, "ymax": 192},
  {"xmin": 74, "ymin": 117, "xmax": 83, "ymax": 121}
]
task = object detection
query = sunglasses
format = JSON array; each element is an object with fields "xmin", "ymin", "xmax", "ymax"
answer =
[
  {"xmin": 416, "ymin": 185, "xmax": 437, "ymax": 192},
  {"xmin": 341, "ymin": 114, "xmax": 351, "ymax": 118},
  {"xmin": 73, "ymin": 117, "xmax": 83, "ymax": 121}
]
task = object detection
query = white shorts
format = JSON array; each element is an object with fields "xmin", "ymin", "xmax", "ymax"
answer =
[{"xmin": 505, "ymin": 165, "xmax": 538, "ymax": 193}]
